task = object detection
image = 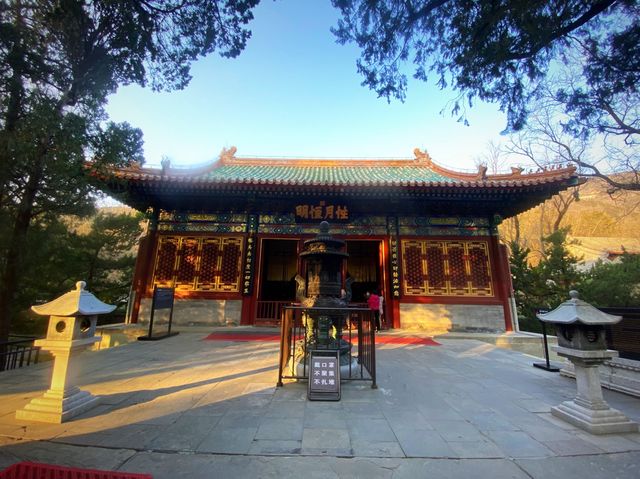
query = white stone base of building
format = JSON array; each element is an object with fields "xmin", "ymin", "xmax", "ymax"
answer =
[
  {"xmin": 399, "ymin": 303, "xmax": 505, "ymax": 334},
  {"xmin": 138, "ymin": 298, "xmax": 242, "ymax": 327}
]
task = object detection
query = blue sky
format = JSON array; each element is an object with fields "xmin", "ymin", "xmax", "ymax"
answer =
[{"xmin": 105, "ymin": 1, "xmax": 508, "ymax": 171}]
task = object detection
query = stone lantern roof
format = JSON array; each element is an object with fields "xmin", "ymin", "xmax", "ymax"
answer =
[
  {"xmin": 31, "ymin": 281, "xmax": 115, "ymax": 317},
  {"xmin": 537, "ymin": 290, "xmax": 622, "ymax": 325}
]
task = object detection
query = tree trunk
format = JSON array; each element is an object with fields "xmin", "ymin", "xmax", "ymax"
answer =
[
  {"xmin": 551, "ymin": 191, "xmax": 576, "ymax": 232},
  {"xmin": 0, "ymin": 154, "xmax": 43, "ymax": 347},
  {"xmin": 514, "ymin": 215, "xmax": 521, "ymax": 245}
]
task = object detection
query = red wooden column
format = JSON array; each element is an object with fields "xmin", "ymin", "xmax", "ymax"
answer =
[
  {"xmin": 129, "ymin": 208, "xmax": 160, "ymax": 323},
  {"xmin": 489, "ymin": 234, "xmax": 514, "ymax": 332},
  {"xmin": 499, "ymin": 241, "xmax": 517, "ymax": 331}
]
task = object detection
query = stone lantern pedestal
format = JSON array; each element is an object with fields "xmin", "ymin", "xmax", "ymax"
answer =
[
  {"xmin": 538, "ymin": 291, "xmax": 638, "ymax": 434},
  {"xmin": 552, "ymin": 346, "xmax": 637, "ymax": 434},
  {"xmin": 16, "ymin": 281, "xmax": 115, "ymax": 423}
]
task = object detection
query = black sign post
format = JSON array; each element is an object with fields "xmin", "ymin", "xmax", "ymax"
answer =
[
  {"xmin": 533, "ymin": 309, "xmax": 560, "ymax": 372},
  {"xmin": 138, "ymin": 287, "xmax": 179, "ymax": 341},
  {"xmin": 308, "ymin": 350, "xmax": 341, "ymax": 401}
]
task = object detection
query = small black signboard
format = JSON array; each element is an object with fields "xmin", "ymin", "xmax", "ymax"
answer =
[
  {"xmin": 153, "ymin": 287, "xmax": 174, "ymax": 309},
  {"xmin": 308, "ymin": 350, "xmax": 341, "ymax": 401},
  {"xmin": 138, "ymin": 286, "xmax": 179, "ymax": 341},
  {"xmin": 533, "ymin": 308, "xmax": 560, "ymax": 372}
]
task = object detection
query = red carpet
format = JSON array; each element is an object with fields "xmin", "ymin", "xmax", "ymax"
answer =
[
  {"xmin": 204, "ymin": 332, "xmax": 439, "ymax": 346},
  {"xmin": 0, "ymin": 461, "xmax": 152, "ymax": 479},
  {"xmin": 377, "ymin": 336, "xmax": 440, "ymax": 346},
  {"xmin": 204, "ymin": 333, "xmax": 280, "ymax": 342}
]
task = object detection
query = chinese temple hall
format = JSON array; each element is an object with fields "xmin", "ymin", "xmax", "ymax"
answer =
[{"xmin": 95, "ymin": 147, "xmax": 579, "ymax": 333}]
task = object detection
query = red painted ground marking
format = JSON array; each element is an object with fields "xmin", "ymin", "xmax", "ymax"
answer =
[{"xmin": 0, "ymin": 461, "xmax": 152, "ymax": 479}]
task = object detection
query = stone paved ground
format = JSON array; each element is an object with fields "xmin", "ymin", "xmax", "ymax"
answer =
[{"xmin": 0, "ymin": 330, "xmax": 639, "ymax": 478}]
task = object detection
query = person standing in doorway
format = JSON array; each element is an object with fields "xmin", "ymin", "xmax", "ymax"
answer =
[
  {"xmin": 366, "ymin": 291, "xmax": 381, "ymax": 332},
  {"xmin": 378, "ymin": 289, "xmax": 385, "ymax": 330}
]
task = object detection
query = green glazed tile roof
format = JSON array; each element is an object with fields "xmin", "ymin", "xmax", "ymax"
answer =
[
  {"xmin": 107, "ymin": 148, "xmax": 579, "ymax": 189},
  {"xmin": 200, "ymin": 163, "xmax": 458, "ymax": 185}
]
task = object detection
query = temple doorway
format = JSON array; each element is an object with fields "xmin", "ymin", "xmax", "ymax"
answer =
[
  {"xmin": 345, "ymin": 240, "xmax": 383, "ymax": 303},
  {"xmin": 255, "ymin": 239, "xmax": 298, "ymax": 324}
]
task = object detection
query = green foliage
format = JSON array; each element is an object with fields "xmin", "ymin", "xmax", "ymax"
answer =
[
  {"xmin": 509, "ymin": 240, "xmax": 546, "ymax": 333},
  {"xmin": 577, "ymin": 254, "xmax": 640, "ymax": 307},
  {"xmin": 537, "ymin": 229, "xmax": 583, "ymax": 307},
  {"xmin": 12, "ymin": 210, "xmax": 143, "ymax": 336},
  {"xmin": 512, "ymin": 228, "xmax": 640, "ymax": 333},
  {"xmin": 0, "ymin": 1, "xmax": 260, "ymax": 340},
  {"xmin": 510, "ymin": 229, "xmax": 583, "ymax": 333},
  {"xmin": 332, "ymin": 1, "xmax": 638, "ymax": 135}
]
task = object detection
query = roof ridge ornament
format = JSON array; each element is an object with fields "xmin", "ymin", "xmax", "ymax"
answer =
[
  {"xmin": 220, "ymin": 146, "xmax": 238, "ymax": 163},
  {"xmin": 477, "ymin": 164, "xmax": 488, "ymax": 181},
  {"xmin": 161, "ymin": 157, "xmax": 171, "ymax": 175},
  {"xmin": 413, "ymin": 148, "xmax": 433, "ymax": 165}
]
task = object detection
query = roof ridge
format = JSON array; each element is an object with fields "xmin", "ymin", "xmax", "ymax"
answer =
[{"xmin": 91, "ymin": 146, "xmax": 578, "ymax": 186}]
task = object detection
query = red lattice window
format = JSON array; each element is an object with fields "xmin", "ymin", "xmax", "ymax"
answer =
[
  {"xmin": 197, "ymin": 239, "xmax": 220, "ymax": 290},
  {"xmin": 402, "ymin": 239, "xmax": 493, "ymax": 297},
  {"xmin": 153, "ymin": 235, "xmax": 244, "ymax": 293},
  {"xmin": 425, "ymin": 242, "xmax": 446, "ymax": 294},
  {"xmin": 447, "ymin": 242, "xmax": 468, "ymax": 294},
  {"xmin": 219, "ymin": 238, "xmax": 242, "ymax": 289},
  {"xmin": 468, "ymin": 242, "xmax": 492, "ymax": 295},
  {"xmin": 403, "ymin": 242, "xmax": 426, "ymax": 295},
  {"xmin": 175, "ymin": 237, "xmax": 199, "ymax": 289},
  {"xmin": 154, "ymin": 237, "xmax": 178, "ymax": 286}
]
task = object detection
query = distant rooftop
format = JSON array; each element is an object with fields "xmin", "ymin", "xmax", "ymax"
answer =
[{"xmin": 569, "ymin": 236, "xmax": 640, "ymax": 270}]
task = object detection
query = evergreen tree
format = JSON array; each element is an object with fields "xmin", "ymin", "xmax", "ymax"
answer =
[
  {"xmin": 332, "ymin": 1, "xmax": 637, "ymax": 133},
  {"xmin": 578, "ymin": 254, "xmax": 640, "ymax": 307},
  {"xmin": 14, "ymin": 210, "xmax": 143, "ymax": 336},
  {"xmin": 332, "ymin": 1, "xmax": 639, "ymax": 191},
  {"xmin": 509, "ymin": 230, "xmax": 584, "ymax": 332},
  {"xmin": 0, "ymin": 1, "xmax": 260, "ymax": 344},
  {"xmin": 509, "ymin": 241, "xmax": 545, "ymax": 332},
  {"xmin": 538, "ymin": 228, "xmax": 583, "ymax": 307}
]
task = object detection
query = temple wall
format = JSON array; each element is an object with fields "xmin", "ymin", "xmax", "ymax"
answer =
[
  {"xmin": 399, "ymin": 303, "xmax": 505, "ymax": 334},
  {"xmin": 138, "ymin": 298, "xmax": 242, "ymax": 327}
]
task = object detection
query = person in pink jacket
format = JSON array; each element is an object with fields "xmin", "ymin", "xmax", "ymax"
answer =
[{"xmin": 365, "ymin": 291, "xmax": 381, "ymax": 332}]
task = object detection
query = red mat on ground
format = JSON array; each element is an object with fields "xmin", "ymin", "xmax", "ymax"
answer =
[
  {"xmin": 0, "ymin": 461, "xmax": 152, "ymax": 479},
  {"xmin": 204, "ymin": 333, "xmax": 281, "ymax": 342},
  {"xmin": 204, "ymin": 332, "xmax": 439, "ymax": 346},
  {"xmin": 378, "ymin": 336, "xmax": 440, "ymax": 346}
]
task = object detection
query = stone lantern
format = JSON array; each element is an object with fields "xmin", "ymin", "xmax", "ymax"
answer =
[
  {"xmin": 538, "ymin": 291, "xmax": 638, "ymax": 434},
  {"xmin": 16, "ymin": 281, "xmax": 115, "ymax": 423}
]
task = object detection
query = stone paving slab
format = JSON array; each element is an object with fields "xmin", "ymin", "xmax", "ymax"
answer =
[{"xmin": 1, "ymin": 331, "xmax": 640, "ymax": 478}]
